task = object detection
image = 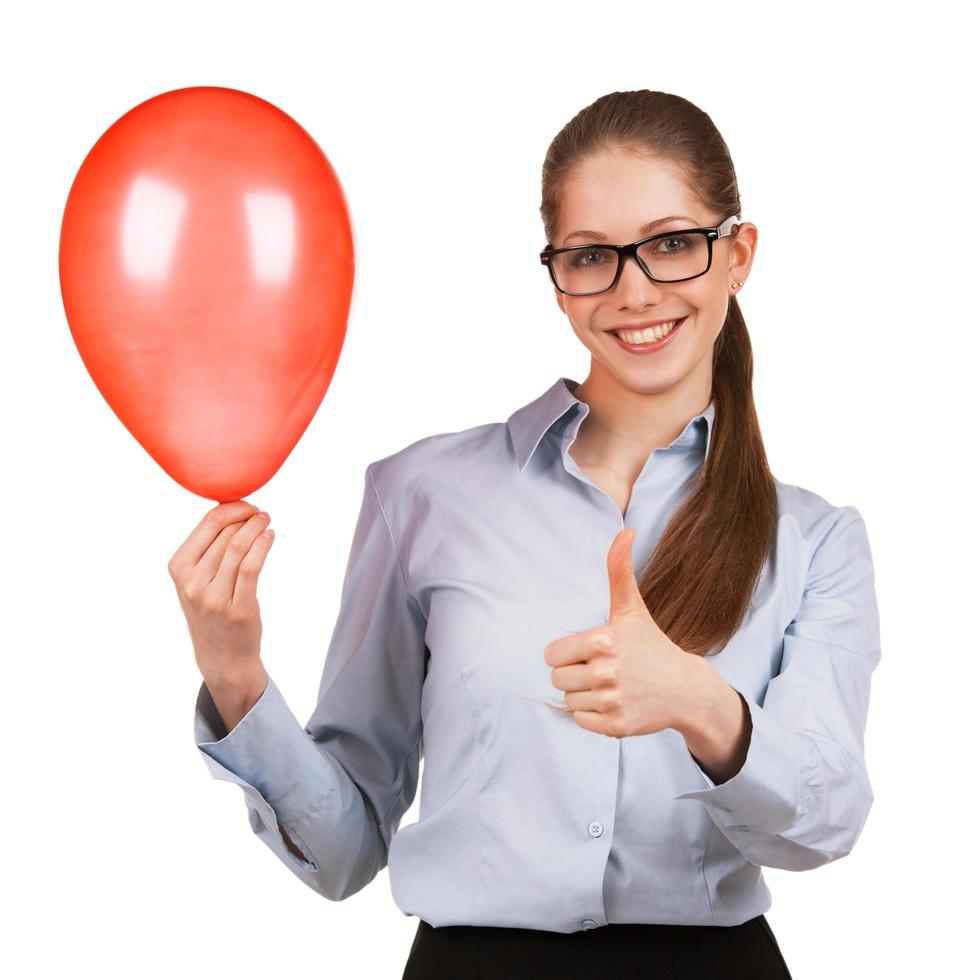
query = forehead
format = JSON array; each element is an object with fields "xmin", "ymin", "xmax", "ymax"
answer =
[{"xmin": 559, "ymin": 150, "xmax": 700, "ymax": 229}]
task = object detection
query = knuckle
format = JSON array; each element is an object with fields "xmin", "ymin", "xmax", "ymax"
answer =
[
  {"xmin": 199, "ymin": 594, "xmax": 224, "ymax": 616},
  {"xmin": 219, "ymin": 522, "xmax": 244, "ymax": 543},
  {"xmin": 225, "ymin": 604, "xmax": 250, "ymax": 625},
  {"xmin": 591, "ymin": 662, "xmax": 615, "ymax": 686},
  {"xmin": 226, "ymin": 536, "xmax": 249, "ymax": 558},
  {"xmin": 594, "ymin": 630, "xmax": 614, "ymax": 651}
]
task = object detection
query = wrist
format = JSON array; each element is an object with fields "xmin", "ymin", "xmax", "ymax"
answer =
[
  {"xmin": 204, "ymin": 661, "xmax": 269, "ymax": 702},
  {"xmin": 674, "ymin": 653, "xmax": 728, "ymax": 743},
  {"xmin": 676, "ymin": 655, "xmax": 751, "ymax": 784},
  {"xmin": 204, "ymin": 664, "xmax": 270, "ymax": 736}
]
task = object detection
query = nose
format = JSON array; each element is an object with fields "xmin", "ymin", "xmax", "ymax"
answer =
[{"xmin": 610, "ymin": 251, "xmax": 665, "ymax": 307}]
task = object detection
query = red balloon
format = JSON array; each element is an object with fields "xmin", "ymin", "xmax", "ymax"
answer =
[{"xmin": 59, "ymin": 86, "xmax": 354, "ymax": 502}]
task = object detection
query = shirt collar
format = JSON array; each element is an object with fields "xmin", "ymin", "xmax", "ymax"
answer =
[{"xmin": 507, "ymin": 376, "xmax": 715, "ymax": 470}]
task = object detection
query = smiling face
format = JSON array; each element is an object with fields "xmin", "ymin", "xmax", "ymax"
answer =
[{"xmin": 551, "ymin": 147, "xmax": 756, "ymax": 398}]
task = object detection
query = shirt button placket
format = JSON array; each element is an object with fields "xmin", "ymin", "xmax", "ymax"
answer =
[{"xmin": 581, "ymin": 820, "xmax": 605, "ymax": 930}]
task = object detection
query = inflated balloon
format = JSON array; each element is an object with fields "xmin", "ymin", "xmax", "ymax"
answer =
[{"xmin": 59, "ymin": 86, "xmax": 354, "ymax": 502}]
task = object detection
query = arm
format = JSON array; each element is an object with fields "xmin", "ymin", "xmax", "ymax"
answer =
[
  {"xmin": 204, "ymin": 667, "xmax": 270, "ymax": 739},
  {"xmin": 672, "ymin": 505, "xmax": 881, "ymax": 871},
  {"xmin": 194, "ymin": 463, "xmax": 428, "ymax": 899},
  {"xmin": 677, "ymin": 672, "xmax": 753, "ymax": 787},
  {"xmin": 198, "ymin": 668, "xmax": 308, "ymax": 862},
  {"xmin": 195, "ymin": 676, "xmax": 322, "ymax": 865}
]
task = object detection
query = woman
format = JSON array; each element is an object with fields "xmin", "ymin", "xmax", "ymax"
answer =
[{"xmin": 171, "ymin": 90, "xmax": 879, "ymax": 978}]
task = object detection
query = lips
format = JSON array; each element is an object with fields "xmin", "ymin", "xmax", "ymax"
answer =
[
  {"xmin": 607, "ymin": 315, "xmax": 688, "ymax": 353},
  {"xmin": 605, "ymin": 316, "xmax": 688, "ymax": 334}
]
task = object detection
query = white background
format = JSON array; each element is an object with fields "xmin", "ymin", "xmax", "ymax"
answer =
[{"xmin": 2, "ymin": 1, "xmax": 960, "ymax": 976}]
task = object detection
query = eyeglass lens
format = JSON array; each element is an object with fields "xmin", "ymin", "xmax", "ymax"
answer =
[{"xmin": 550, "ymin": 232, "xmax": 710, "ymax": 295}]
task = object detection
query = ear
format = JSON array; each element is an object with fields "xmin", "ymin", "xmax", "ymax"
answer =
[{"xmin": 729, "ymin": 220, "xmax": 758, "ymax": 288}]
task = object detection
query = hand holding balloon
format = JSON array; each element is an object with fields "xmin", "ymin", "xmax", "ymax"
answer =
[{"xmin": 168, "ymin": 501, "xmax": 274, "ymax": 732}]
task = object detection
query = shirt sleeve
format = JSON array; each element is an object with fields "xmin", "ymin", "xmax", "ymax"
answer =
[
  {"xmin": 194, "ymin": 462, "xmax": 428, "ymax": 900},
  {"xmin": 673, "ymin": 505, "xmax": 881, "ymax": 872}
]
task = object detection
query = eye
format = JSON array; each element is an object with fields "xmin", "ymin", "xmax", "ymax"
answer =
[
  {"xmin": 568, "ymin": 247, "xmax": 613, "ymax": 268},
  {"xmin": 657, "ymin": 235, "xmax": 689, "ymax": 253}
]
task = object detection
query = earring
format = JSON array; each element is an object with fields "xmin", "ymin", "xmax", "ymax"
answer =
[{"xmin": 730, "ymin": 280, "xmax": 743, "ymax": 290}]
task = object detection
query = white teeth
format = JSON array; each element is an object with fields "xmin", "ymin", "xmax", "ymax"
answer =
[{"xmin": 615, "ymin": 319, "xmax": 679, "ymax": 345}]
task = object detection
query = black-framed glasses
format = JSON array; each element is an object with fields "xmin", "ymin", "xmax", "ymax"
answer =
[{"xmin": 540, "ymin": 214, "xmax": 741, "ymax": 296}]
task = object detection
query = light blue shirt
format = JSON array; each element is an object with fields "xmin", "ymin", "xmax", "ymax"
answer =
[{"xmin": 194, "ymin": 375, "xmax": 880, "ymax": 932}]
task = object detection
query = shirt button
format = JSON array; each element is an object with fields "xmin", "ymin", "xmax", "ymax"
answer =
[
  {"xmin": 581, "ymin": 918, "xmax": 598, "ymax": 931},
  {"xmin": 587, "ymin": 820, "xmax": 604, "ymax": 838}
]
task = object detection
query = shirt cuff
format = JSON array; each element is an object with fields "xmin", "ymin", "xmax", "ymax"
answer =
[
  {"xmin": 673, "ymin": 694, "xmax": 812, "ymax": 840},
  {"xmin": 194, "ymin": 674, "xmax": 340, "ymax": 826}
]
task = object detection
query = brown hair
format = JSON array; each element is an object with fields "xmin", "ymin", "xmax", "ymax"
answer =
[{"xmin": 541, "ymin": 90, "xmax": 777, "ymax": 659}]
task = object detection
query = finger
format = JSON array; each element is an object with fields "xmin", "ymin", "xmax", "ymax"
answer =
[
  {"xmin": 544, "ymin": 628, "xmax": 613, "ymax": 668},
  {"xmin": 572, "ymin": 709, "xmax": 610, "ymax": 737},
  {"xmin": 231, "ymin": 523, "xmax": 276, "ymax": 607},
  {"xmin": 209, "ymin": 511, "xmax": 273, "ymax": 604},
  {"xmin": 548, "ymin": 662, "xmax": 597, "ymax": 693},
  {"xmin": 193, "ymin": 519, "xmax": 252, "ymax": 583},
  {"xmin": 563, "ymin": 688, "xmax": 608, "ymax": 713},
  {"xmin": 607, "ymin": 527, "xmax": 647, "ymax": 621},
  {"xmin": 170, "ymin": 500, "xmax": 261, "ymax": 576}
]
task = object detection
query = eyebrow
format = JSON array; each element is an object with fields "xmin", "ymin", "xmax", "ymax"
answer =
[{"xmin": 562, "ymin": 215, "xmax": 698, "ymax": 245}]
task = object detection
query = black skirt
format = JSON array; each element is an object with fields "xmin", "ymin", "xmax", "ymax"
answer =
[{"xmin": 402, "ymin": 914, "xmax": 793, "ymax": 979}]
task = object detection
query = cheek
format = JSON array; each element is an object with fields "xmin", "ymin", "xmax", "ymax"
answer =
[
  {"xmin": 691, "ymin": 288, "xmax": 731, "ymax": 339},
  {"xmin": 563, "ymin": 299, "xmax": 599, "ymax": 335},
  {"xmin": 690, "ymin": 315, "xmax": 726, "ymax": 353}
]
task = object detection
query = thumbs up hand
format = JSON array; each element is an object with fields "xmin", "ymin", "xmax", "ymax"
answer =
[{"xmin": 543, "ymin": 526, "xmax": 710, "ymax": 739}]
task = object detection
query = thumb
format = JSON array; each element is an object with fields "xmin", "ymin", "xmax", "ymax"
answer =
[{"xmin": 607, "ymin": 527, "xmax": 649, "ymax": 621}]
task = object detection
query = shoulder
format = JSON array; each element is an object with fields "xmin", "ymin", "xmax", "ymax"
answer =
[
  {"xmin": 773, "ymin": 476, "xmax": 870, "ymax": 562},
  {"xmin": 364, "ymin": 419, "xmax": 511, "ymax": 515}
]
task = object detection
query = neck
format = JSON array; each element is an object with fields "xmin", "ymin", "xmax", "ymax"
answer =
[{"xmin": 570, "ymin": 368, "xmax": 711, "ymax": 475}]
